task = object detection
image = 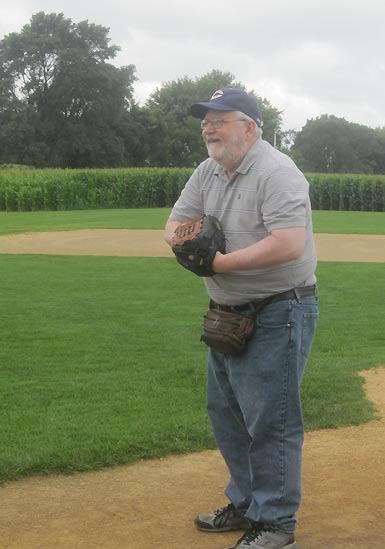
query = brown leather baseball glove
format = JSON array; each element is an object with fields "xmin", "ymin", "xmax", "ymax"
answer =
[{"xmin": 171, "ymin": 215, "xmax": 226, "ymax": 277}]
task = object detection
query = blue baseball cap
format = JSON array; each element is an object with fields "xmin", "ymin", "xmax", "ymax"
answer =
[{"xmin": 190, "ymin": 88, "xmax": 263, "ymax": 127}]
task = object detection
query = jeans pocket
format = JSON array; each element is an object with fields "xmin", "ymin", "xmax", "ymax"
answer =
[
  {"xmin": 256, "ymin": 302, "xmax": 292, "ymax": 330},
  {"xmin": 254, "ymin": 306, "xmax": 292, "ymax": 351},
  {"xmin": 301, "ymin": 312, "xmax": 319, "ymax": 357}
]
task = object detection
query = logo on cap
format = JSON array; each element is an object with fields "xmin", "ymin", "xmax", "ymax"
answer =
[{"xmin": 210, "ymin": 90, "xmax": 223, "ymax": 101}]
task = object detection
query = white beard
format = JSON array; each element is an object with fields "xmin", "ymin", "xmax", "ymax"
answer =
[{"xmin": 205, "ymin": 135, "xmax": 249, "ymax": 171}]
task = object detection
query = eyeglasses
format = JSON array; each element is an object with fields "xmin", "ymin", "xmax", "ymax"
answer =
[{"xmin": 200, "ymin": 118, "xmax": 248, "ymax": 130}]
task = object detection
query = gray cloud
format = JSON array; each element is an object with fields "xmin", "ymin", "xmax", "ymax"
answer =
[{"xmin": 1, "ymin": 0, "xmax": 385, "ymax": 130}]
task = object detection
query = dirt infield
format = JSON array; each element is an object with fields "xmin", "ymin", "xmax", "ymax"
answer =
[
  {"xmin": 1, "ymin": 230, "xmax": 385, "ymax": 262},
  {"xmin": 1, "ymin": 230, "xmax": 385, "ymax": 548}
]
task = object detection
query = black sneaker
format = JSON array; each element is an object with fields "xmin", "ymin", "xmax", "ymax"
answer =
[
  {"xmin": 228, "ymin": 523, "xmax": 298, "ymax": 548},
  {"xmin": 194, "ymin": 503, "xmax": 252, "ymax": 532}
]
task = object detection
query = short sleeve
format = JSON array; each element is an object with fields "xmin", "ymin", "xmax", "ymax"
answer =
[{"xmin": 261, "ymin": 169, "xmax": 309, "ymax": 231}]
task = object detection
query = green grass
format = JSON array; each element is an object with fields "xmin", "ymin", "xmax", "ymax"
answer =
[
  {"xmin": 0, "ymin": 256, "xmax": 383, "ymax": 483},
  {"xmin": 0, "ymin": 208, "xmax": 172, "ymax": 235},
  {"xmin": 0, "ymin": 256, "xmax": 210, "ymax": 482},
  {"xmin": 312, "ymin": 210, "xmax": 385, "ymax": 234},
  {"xmin": 0, "ymin": 207, "xmax": 383, "ymax": 483},
  {"xmin": 0, "ymin": 208, "xmax": 385, "ymax": 235}
]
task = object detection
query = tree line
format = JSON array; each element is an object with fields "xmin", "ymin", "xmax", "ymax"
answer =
[{"xmin": 1, "ymin": 12, "xmax": 385, "ymax": 173}]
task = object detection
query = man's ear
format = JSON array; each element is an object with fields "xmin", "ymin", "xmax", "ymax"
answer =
[{"xmin": 245, "ymin": 120, "xmax": 258, "ymax": 138}]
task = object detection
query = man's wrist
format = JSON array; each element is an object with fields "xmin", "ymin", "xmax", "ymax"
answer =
[{"xmin": 212, "ymin": 251, "xmax": 227, "ymax": 273}]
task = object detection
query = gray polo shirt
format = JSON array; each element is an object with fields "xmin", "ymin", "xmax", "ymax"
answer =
[{"xmin": 170, "ymin": 138, "xmax": 317, "ymax": 305}]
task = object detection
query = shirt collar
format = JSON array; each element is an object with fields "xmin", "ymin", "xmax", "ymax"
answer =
[{"xmin": 235, "ymin": 139, "xmax": 262, "ymax": 175}]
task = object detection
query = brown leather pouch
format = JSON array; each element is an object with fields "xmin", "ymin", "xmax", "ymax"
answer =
[{"xmin": 201, "ymin": 308, "xmax": 255, "ymax": 355}]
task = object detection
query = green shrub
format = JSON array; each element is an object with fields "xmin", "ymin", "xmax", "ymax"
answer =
[
  {"xmin": 0, "ymin": 168, "xmax": 192, "ymax": 211},
  {"xmin": 307, "ymin": 173, "xmax": 385, "ymax": 212},
  {"xmin": 1, "ymin": 168, "xmax": 385, "ymax": 212}
]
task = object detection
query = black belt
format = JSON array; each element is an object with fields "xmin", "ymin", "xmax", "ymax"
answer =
[{"xmin": 210, "ymin": 285, "xmax": 317, "ymax": 315}]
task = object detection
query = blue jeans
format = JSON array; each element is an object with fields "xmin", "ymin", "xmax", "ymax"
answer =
[{"xmin": 206, "ymin": 295, "xmax": 318, "ymax": 532}]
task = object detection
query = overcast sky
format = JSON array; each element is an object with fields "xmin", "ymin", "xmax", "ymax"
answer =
[{"xmin": 1, "ymin": 0, "xmax": 384, "ymax": 131}]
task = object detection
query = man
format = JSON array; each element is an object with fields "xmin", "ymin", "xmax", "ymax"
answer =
[{"xmin": 164, "ymin": 88, "xmax": 318, "ymax": 549}]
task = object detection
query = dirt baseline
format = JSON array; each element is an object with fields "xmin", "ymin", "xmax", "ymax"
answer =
[
  {"xmin": 1, "ymin": 230, "xmax": 385, "ymax": 549},
  {"xmin": 0, "ymin": 230, "xmax": 385, "ymax": 262}
]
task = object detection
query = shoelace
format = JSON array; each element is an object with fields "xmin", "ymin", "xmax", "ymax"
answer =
[
  {"xmin": 237, "ymin": 524, "xmax": 266, "ymax": 545},
  {"xmin": 213, "ymin": 503, "xmax": 236, "ymax": 527}
]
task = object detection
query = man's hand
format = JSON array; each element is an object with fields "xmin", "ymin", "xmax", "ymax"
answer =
[
  {"xmin": 170, "ymin": 216, "xmax": 226, "ymax": 277},
  {"xmin": 164, "ymin": 219, "xmax": 181, "ymax": 246}
]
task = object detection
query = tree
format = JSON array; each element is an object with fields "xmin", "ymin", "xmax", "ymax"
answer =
[
  {"xmin": 0, "ymin": 12, "xmax": 136, "ymax": 167},
  {"xmin": 292, "ymin": 115, "xmax": 385, "ymax": 174},
  {"xmin": 139, "ymin": 70, "xmax": 239, "ymax": 166},
  {"xmin": 133, "ymin": 70, "xmax": 283, "ymax": 167}
]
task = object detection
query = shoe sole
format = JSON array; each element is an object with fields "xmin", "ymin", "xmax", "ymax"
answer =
[
  {"xmin": 226, "ymin": 541, "xmax": 298, "ymax": 549},
  {"xmin": 195, "ymin": 524, "xmax": 250, "ymax": 533},
  {"xmin": 194, "ymin": 518, "xmax": 251, "ymax": 533}
]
